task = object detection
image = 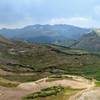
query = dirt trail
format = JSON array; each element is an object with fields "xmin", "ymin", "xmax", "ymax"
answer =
[
  {"xmin": 18, "ymin": 79, "xmax": 92, "ymax": 90},
  {"xmin": 0, "ymin": 75, "xmax": 94, "ymax": 100},
  {"xmin": 78, "ymin": 87, "xmax": 100, "ymax": 100},
  {"xmin": 70, "ymin": 87, "xmax": 100, "ymax": 100},
  {"xmin": 69, "ymin": 80, "xmax": 95, "ymax": 100}
]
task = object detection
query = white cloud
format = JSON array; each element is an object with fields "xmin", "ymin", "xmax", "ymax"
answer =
[
  {"xmin": 0, "ymin": 17, "xmax": 37, "ymax": 29},
  {"xmin": 47, "ymin": 17, "xmax": 95, "ymax": 28},
  {"xmin": 0, "ymin": 17, "xmax": 99, "ymax": 29}
]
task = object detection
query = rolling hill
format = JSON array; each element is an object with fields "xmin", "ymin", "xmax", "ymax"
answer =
[
  {"xmin": 0, "ymin": 35, "xmax": 100, "ymax": 82},
  {"xmin": 0, "ymin": 35, "xmax": 100, "ymax": 100}
]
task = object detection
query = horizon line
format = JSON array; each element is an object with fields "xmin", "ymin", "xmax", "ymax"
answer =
[{"xmin": 0, "ymin": 24, "xmax": 96, "ymax": 30}]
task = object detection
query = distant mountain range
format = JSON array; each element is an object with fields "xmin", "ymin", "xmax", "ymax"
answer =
[
  {"xmin": 1, "ymin": 24, "xmax": 100, "ymax": 51},
  {"xmin": 0, "ymin": 24, "xmax": 90, "ymax": 43}
]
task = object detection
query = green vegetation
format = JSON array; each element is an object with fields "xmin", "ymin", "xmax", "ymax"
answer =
[
  {"xmin": 59, "ymin": 64, "xmax": 100, "ymax": 81},
  {"xmin": 23, "ymin": 86, "xmax": 64, "ymax": 99},
  {"xmin": 54, "ymin": 40, "xmax": 77, "ymax": 47},
  {"xmin": 73, "ymin": 30, "xmax": 100, "ymax": 52},
  {"xmin": 0, "ymin": 39, "xmax": 100, "ymax": 82},
  {"xmin": 95, "ymin": 81, "xmax": 100, "ymax": 87},
  {"xmin": 0, "ymin": 77, "xmax": 19, "ymax": 87},
  {"xmin": 23, "ymin": 86, "xmax": 80, "ymax": 100}
]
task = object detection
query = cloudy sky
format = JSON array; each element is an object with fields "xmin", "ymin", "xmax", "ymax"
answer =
[{"xmin": 0, "ymin": 0, "xmax": 100, "ymax": 28}]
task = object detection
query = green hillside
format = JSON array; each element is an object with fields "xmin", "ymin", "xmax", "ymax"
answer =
[
  {"xmin": 0, "ymin": 36, "xmax": 100, "ymax": 82},
  {"xmin": 72, "ymin": 30, "xmax": 100, "ymax": 52}
]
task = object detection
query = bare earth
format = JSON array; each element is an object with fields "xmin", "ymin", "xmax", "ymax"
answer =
[
  {"xmin": 69, "ymin": 87, "xmax": 100, "ymax": 100},
  {"xmin": 0, "ymin": 75, "xmax": 95, "ymax": 100},
  {"xmin": 0, "ymin": 86, "xmax": 33, "ymax": 100}
]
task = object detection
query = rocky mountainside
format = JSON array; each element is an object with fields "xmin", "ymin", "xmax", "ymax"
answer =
[{"xmin": 72, "ymin": 30, "xmax": 100, "ymax": 51}]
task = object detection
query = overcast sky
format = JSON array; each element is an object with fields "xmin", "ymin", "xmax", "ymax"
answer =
[{"xmin": 0, "ymin": 0, "xmax": 100, "ymax": 28}]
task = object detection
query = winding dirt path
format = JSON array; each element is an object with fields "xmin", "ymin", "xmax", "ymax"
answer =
[
  {"xmin": 69, "ymin": 80, "xmax": 96, "ymax": 100},
  {"xmin": 78, "ymin": 87, "xmax": 100, "ymax": 100},
  {"xmin": 70, "ymin": 87, "xmax": 100, "ymax": 100}
]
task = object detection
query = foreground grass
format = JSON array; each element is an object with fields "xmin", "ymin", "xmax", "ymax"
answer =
[
  {"xmin": 23, "ymin": 86, "xmax": 80, "ymax": 100},
  {"xmin": 95, "ymin": 81, "xmax": 100, "ymax": 87},
  {"xmin": 0, "ymin": 77, "xmax": 19, "ymax": 87}
]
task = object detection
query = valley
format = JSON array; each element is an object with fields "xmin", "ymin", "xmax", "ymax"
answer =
[
  {"xmin": 0, "ymin": 26, "xmax": 100, "ymax": 100},
  {"xmin": 1, "ymin": 0, "xmax": 100, "ymax": 99}
]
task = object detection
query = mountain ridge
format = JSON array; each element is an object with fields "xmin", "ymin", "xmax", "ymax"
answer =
[
  {"xmin": 72, "ymin": 29, "xmax": 100, "ymax": 51},
  {"xmin": 0, "ymin": 24, "xmax": 90, "ymax": 43}
]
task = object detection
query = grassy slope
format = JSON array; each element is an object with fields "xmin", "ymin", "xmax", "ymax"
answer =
[
  {"xmin": 72, "ymin": 30, "xmax": 100, "ymax": 52},
  {"xmin": 0, "ymin": 77, "xmax": 19, "ymax": 87},
  {"xmin": 0, "ymin": 40, "xmax": 100, "ymax": 82}
]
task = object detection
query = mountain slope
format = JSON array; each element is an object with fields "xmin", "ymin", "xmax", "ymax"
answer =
[
  {"xmin": 0, "ymin": 24, "xmax": 90, "ymax": 43},
  {"xmin": 0, "ymin": 37, "xmax": 100, "ymax": 82},
  {"xmin": 0, "ymin": 35, "xmax": 13, "ymax": 45},
  {"xmin": 72, "ymin": 30, "xmax": 100, "ymax": 51}
]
